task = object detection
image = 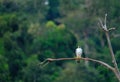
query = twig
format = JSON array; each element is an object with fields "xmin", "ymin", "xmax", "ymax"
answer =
[
  {"xmin": 104, "ymin": 14, "xmax": 107, "ymax": 25},
  {"xmin": 41, "ymin": 61, "xmax": 49, "ymax": 68},
  {"xmin": 98, "ymin": 18, "xmax": 104, "ymax": 28},
  {"xmin": 108, "ymin": 28, "xmax": 116, "ymax": 31},
  {"xmin": 39, "ymin": 59, "xmax": 48, "ymax": 65}
]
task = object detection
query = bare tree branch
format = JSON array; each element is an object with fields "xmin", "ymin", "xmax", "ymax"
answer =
[
  {"xmin": 99, "ymin": 14, "xmax": 120, "ymax": 81},
  {"xmin": 40, "ymin": 57, "xmax": 114, "ymax": 71},
  {"xmin": 98, "ymin": 18, "xmax": 104, "ymax": 28},
  {"xmin": 105, "ymin": 32, "xmax": 120, "ymax": 73},
  {"xmin": 108, "ymin": 28, "xmax": 116, "ymax": 31},
  {"xmin": 104, "ymin": 14, "xmax": 107, "ymax": 27}
]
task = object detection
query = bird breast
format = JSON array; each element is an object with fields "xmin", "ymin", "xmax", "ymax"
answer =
[{"xmin": 76, "ymin": 48, "xmax": 82, "ymax": 55}]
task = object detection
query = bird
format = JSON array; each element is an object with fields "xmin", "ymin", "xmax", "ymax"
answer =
[{"xmin": 75, "ymin": 46, "xmax": 82, "ymax": 63}]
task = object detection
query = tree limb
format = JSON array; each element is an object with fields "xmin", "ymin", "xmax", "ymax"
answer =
[
  {"xmin": 40, "ymin": 57, "xmax": 114, "ymax": 71},
  {"xmin": 98, "ymin": 14, "xmax": 120, "ymax": 81}
]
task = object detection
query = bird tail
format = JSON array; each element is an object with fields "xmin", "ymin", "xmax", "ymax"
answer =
[{"xmin": 76, "ymin": 56, "xmax": 81, "ymax": 63}]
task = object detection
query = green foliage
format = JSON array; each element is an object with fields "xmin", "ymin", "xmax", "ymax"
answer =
[
  {"xmin": 46, "ymin": 0, "xmax": 60, "ymax": 20},
  {"xmin": 34, "ymin": 21, "xmax": 77, "ymax": 63},
  {"xmin": 0, "ymin": 38, "xmax": 4, "ymax": 54},
  {"xmin": 116, "ymin": 51, "xmax": 120, "ymax": 69},
  {"xmin": 0, "ymin": 14, "xmax": 19, "ymax": 37},
  {"xmin": 0, "ymin": 55, "xmax": 10, "ymax": 82},
  {"xmin": 0, "ymin": 0, "xmax": 19, "ymax": 13},
  {"xmin": 112, "ymin": 38, "xmax": 120, "ymax": 53},
  {"xmin": 3, "ymin": 32, "xmax": 25, "ymax": 81},
  {"xmin": 54, "ymin": 63, "xmax": 106, "ymax": 82},
  {"xmin": 23, "ymin": 56, "xmax": 42, "ymax": 82}
]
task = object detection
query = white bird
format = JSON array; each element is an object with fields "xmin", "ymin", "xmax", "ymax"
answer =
[{"xmin": 75, "ymin": 46, "xmax": 82, "ymax": 63}]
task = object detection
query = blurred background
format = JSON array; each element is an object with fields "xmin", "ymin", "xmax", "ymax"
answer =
[{"xmin": 0, "ymin": 0, "xmax": 120, "ymax": 82}]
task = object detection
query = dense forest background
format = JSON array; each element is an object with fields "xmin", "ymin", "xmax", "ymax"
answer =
[{"xmin": 0, "ymin": 0, "xmax": 120, "ymax": 82}]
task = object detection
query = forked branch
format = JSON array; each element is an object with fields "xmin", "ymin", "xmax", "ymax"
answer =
[{"xmin": 99, "ymin": 14, "xmax": 120, "ymax": 81}]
